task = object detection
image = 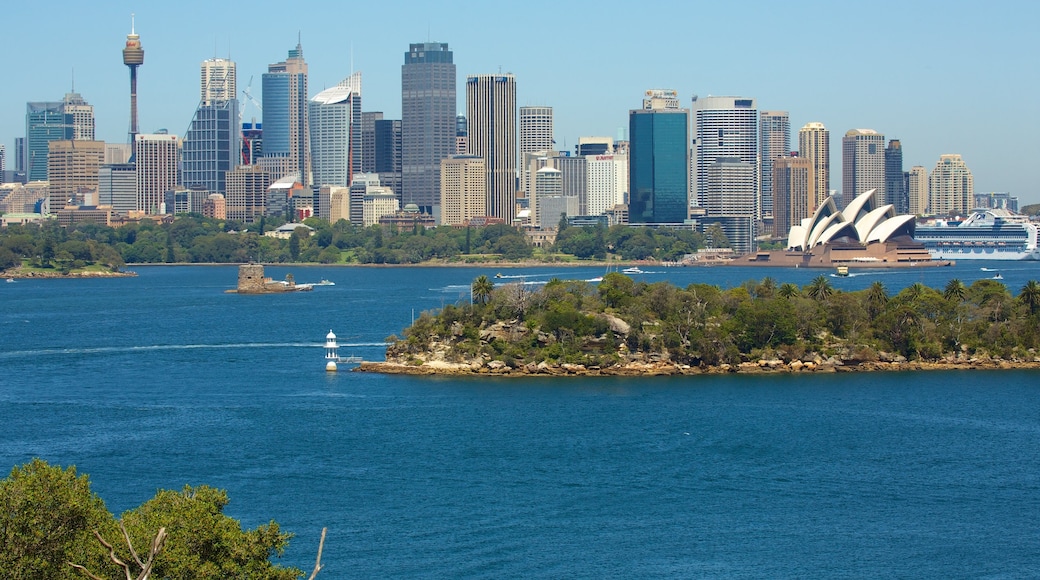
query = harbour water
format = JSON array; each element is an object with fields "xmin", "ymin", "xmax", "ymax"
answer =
[{"xmin": 2, "ymin": 263, "xmax": 1039, "ymax": 577}]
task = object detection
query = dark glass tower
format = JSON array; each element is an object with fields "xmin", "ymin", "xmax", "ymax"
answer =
[
  {"xmin": 25, "ymin": 102, "xmax": 72, "ymax": 182},
  {"xmin": 628, "ymin": 109, "xmax": 689, "ymax": 223},
  {"xmin": 401, "ymin": 42, "xmax": 456, "ymax": 214},
  {"xmin": 885, "ymin": 139, "xmax": 906, "ymax": 213}
]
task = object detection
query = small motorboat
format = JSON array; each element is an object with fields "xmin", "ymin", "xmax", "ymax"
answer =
[
  {"xmin": 622, "ymin": 267, "xmax": 644, "ymax": 274},
  {"xmin": 315, "ymin": 279, "xmax": 335, "ymax": 286}
]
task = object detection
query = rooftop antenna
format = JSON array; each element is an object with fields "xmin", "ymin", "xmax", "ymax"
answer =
[
  {"xmin": 71, "ymin": 68, "xmax": 75, "ymax": 92},
  {"xmin": 350, "ymin": 43, "xmax": 354, "ymax": 75}
]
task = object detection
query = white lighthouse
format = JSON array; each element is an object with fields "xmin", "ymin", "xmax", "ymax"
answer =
[{"xmin": 325, "ymin": 330, "xmax": 339, "ymax": 372}]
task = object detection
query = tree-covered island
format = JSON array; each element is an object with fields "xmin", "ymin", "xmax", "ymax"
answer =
[{"xmin": 360, "ymin": 274, "xmax": 1040, "ymax": 376}]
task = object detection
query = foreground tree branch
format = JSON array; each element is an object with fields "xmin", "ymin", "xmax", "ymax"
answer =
[
  {"xmin": 308, "ymin": 527, "xmax": 328, "ymax": 580},
  {"xmin": 69, "ymin": 523, "xmax": 167, "ymax": 580}
]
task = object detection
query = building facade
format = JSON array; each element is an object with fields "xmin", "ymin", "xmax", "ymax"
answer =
[
  {"xmin": 200, "ymin": 58, "xmax": 236, "ymax": 105},
  {"xmin": 225, "ymin": 165, "xmax": 274, "ymax": 222},
  {"xmin": 842, "ymin": 128, "xmax": 886, "ymax": 205},
  {"xmin": 26, "ymin": 102, "xmax": 72, "ymax": 181},
  {"xmin": 692, "ymin": 96, "xmax": 758, "ymax": 210},
  {"xmin": 401, "ymin": 42, "xmax": 456, "ymax": 214},
  {"xmin": 929, "ymin": 154, "xmax": 974, "ymax": 216},
  {"xmin": 135, "ymin": 134, "xmax": 179, "ymax": 214},
  {"xmin": 263, "ymin": 43, "xmax": 310, "ymax": 185},
  {"xmin": 798, "ymin": 122, "xmax": 830, "ymax": 211},
  {"xmin": 360, "ymin": 111, "xmax": 382, "ymax": 174},
  {"xmin": 309, "ymin": 73, "xmax": 362, "ymax": 188},
  {"xmin": 772, "ymin": 154, "xmax": 813, "ymax": 238},
  {"xmin": 885, "ymin": 139, "xmax": 906, "ymax": 213},
  {"xmin": 520, "ymin": 106, "xmax": 553, "ymax": 197},
  {"xmin": 907, "ymin": 165, "xmax": 928, "ymax": 215},
  {"xmin": 98, "ymin": 163, "xmax": 137, "ymax": 215},
  {"xmin": 629, "ymin": 107, "xmax": 689, "ymax": 224},
  {"xmin": 466, "ymin": 73, "xmax": 517, "ymax": 222},
  {"xmin": 586, "ymin": 153, "xmax": 628, "ymax": 217},
  {"xmin": 47, "ymin": 140, "xmax": 105, "ymax": 210},
  {"xmin": 63, "ymin": 92, "xmax": 95, "ymax": 141},
  {"xmin": 439, "ymin": 155, "xmax": 486, "ymax": 226},
  {"xmin": 759, "ymin": 111, "xmax": 790, "ymax": 221}
]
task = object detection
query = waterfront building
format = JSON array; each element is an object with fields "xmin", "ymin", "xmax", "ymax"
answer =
[
  {"xmin": 401, "ymin": 42, "xmax": 456, "ymax": 215},
  {"xmin": 309, "ymin": 73, "xmax": 362, "ymax": 188},
  {"xmin": 225, "ymin": 164, "xmax": 273, "ymax": 222},
  {"xmin": 629, "ymin": 97, "xmax": 689, "ymax": 224},
  {"xmin": 26, "ymin": 102, "xmax": 72, "ymax": 182},
  {"xmin": 135, "ymin": 134, "xmax": 179, "ymax": 214},
  {"xmin": 798, "ymin": 122, "xmax": 830, "ymax": 212},
  {"xmin": 928, "ymin": 154, "xmax": 974, "ymax": 216},
  {"xmin": 772, "ymin": 154, "xmax": 813, "ymax": 239},
  {"xmin": 98, "ymin": 163, "xmax": 137, "ymax": 215},
  {"xmin": 47, "ymin": 140, "xmax": 105, "ymax": 211},
  {"xmin": 466, "ymin": 73, "xmax": 517, "ymax": 222},
  {"xmin": 552, "ymin": 154, "xmax": 587, "ymax": 214},
  {"xmin": 439, "ymin": 155, "xmax": 486, "ymax": 226},
  {"xmin": 759, "ymin": 111, "xmax": 790, "ymax": 221},
  {"xmin": 586, "ymin": 153, "xmax": 628, "ymax": 217},
  {"xmin": 907, "ymin": 166, "xmax": 928, "ymax": 215},
  {"xmin": 263, "ymin": 43, "xmax": 310, "ymax": 185},
  {"xmin": 692, "ymin": 96, "xmax": 757, "ymax": 211},
  {"xmin": 182, "ymin": 58, "xmax": 239, "ymax": 195},
  {"xmin": 842, "ymin": 129, "xmax": 885, "ymax": 208},
  {"xmin": 885, "ymin": 139, "xmax": 906, "ymax": 213}
]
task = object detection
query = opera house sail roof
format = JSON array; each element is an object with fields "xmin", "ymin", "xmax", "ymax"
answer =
[{"xmin": 786, "ymin": 189, "xmax": 916, "ymax": 252}]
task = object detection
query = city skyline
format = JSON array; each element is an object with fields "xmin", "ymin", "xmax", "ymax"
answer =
[{"xmin": 0, "ymin": 1, "xmax": 1036, "ymax": 204}]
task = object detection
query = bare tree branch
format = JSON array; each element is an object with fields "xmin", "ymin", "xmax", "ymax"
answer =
[
  {"xmin": 69, "ymin": 525, "xmax": 167, "ymax": 580},
  {"xmin": 308, "ymin": 527, "xmax": 328, "ymax": 580}
]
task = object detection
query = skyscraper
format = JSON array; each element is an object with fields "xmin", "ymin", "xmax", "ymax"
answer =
[
  {"xmin": 122, "ymin": 16, "xmax": 144, "ymax": 155},
  {"xmin": 759, "ymin": 111, "xmax": 789, "ymax": 221},
  {"xmin": 885, "ymin": 139, "xmax": 906, "ymax": 213},
  {"xmin": 703, "ymin": 158, "xmax": 757, "ymax": 254},
  {"xmin": 439, "ymin": 155, "xmax": 486, "ymax": 226},
  {"xmin": 360, "ymin": 111, "xmax": 383, "ymax": 173},
  {"xmin": 309, "ymin": 73, "xmax": 362, "ymax": 187},
  {"xmin": 691, "ymin": 96, "xmax": 758, "ymax": 210},
  {"xmin": 519, "ymin": 106, "xmax": 553, "ymax": 199},
  {"xmin": 47, "ymin": 139, "xmax": 105, "ymax": 210},
  {"xmin": 98, "ymin": 163, "xmax": 137, "ymax": 215},
  {"xmin": 907, "ymin": 165, "xmax": 928, "ymax": 215},
  {"xmin": 25, "ymin": 102, "xmax": 72, "ymax": 182},
  {"xmin": 772, "ymin": 154, "xmax": 813, "ymax": 238},
  {"xmin": 797, "ymin": 122, "xmax": 829, "ymax": 211},
  {"xmin": 263, "ymin": 43, "xmax": 310, "ymax": 185},
  {"xmin": 401, "ymin": 42, "xmax": 456, "ymax": 214},
  {"xmin": 928, "ymin": 154, "xmax": 973, "ymax": 216},
  {"xmin": 466, "ymin": 73, "xmax": 517, "ymax": 221},
  {"xmin": 63, "ymin": 92, "xmax": 95, "ymax": 141},
  {"xmin": 374, "ymin": 118, "xmax": 402, "ymax": 195},
  {"xmin": 182, "ymin": 58, "xmax": 240, "ymax": 194},
  {"xmin": 628, "ymin": 99, "xmax": 689, "ymax": 224},
  {"xmin": 225, "ymin": 165, "xmax": 273, "ymax": 223},
  {"xmin": 586, "ymin": 152, "xmax": 628, "ymax": 216},
  {"xmin": 135, "ymin": 134, "xmax": 179, "ymax": 214},
  {"xmin": 842, "ymin": 129, "xmax": 885, "ymax": 204}
]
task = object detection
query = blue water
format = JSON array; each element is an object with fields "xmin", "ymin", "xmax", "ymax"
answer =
[{"xmin": 2, "ymin": 263, "xmax": 1040, "ymax": 577}]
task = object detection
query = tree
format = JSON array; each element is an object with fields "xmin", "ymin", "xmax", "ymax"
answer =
[
  {"xmin": 805, "ymin": 275, "xmax": 834, "ymax": 302},
  {"xmin": 471, "ymin": 275, "xmax": 494, "ymax": 305},
  {"xmin": 0, "ymin": 459, "xmax": 117, "ymax": 579},
  {"xmin": 943, "ymin": 278, "xmax": 966, "ymax": 302},
  {"xmin": 777, "ymin": 282, "xmax": 799, "ymax": 299},
  {"xmin": 1020, "ymin": 280, "xmax": 1040, "ymax": 315},
  {"xmin": 867, "ymin": 281, "xmax": 889, "ymax": 318}
]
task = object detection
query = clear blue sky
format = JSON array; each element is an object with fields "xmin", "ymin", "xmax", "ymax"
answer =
[{"xmin": 3, "ymin": 0, "xmax": 1038, "ymax": 204}]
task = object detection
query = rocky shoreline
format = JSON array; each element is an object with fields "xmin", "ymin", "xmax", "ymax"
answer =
[
  {"xmin": 3, "ymin": 268, "xmax": 136, "ymax": 279},
  {"xmin": 357, "ymin": 355, "xmax": 1040, "ymax": 377}
]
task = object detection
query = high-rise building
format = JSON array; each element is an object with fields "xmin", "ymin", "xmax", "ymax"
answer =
[
  {"xmin": 842, "ymin": 128, "xmax": 885, "ymax": 204},
  {"xmin": 628, "ymin": 103, "xmax": 689, "ymax": 224},
  {"xmin": 519, "ymin": 106, "xmax": 553, "ymax": 198},
  {"xmin": 98, "ymin": 163, "xmax": 137, "ymax": 215},
  {"xmin": 135, "ymin": 134, "xmax": 179, "ymax": 214},
  {"xmin": 466, "ymin": 73, "xmax": 517, "ymax": 221},
  {"xmin": 439, "ymin": 155, "xmax": 486, "ymax": 226},
  {"xmin": 63, "ymin": 92, "xmax": 95, "ymax": 141},
  {"xmin": 26, "ymin": 102, "xmax": 72, "ymax": 182},
  {"xmin": 401, "ymin": 42, "xmax": 456, "ymax": 214},
  {"xmin": 692, "ymin": 96, "xmax": 758, "ymax": 209},
  {"xmin": 772, "ymin": 154, "xmax": 813, "ymax": 238},
  {"xmin": 797, "ymin": 122, "xmax": 830, "ymax": 211},
  {"xmin": 200, "ymin": 58, "xmax": 236, "ymax": 105},
  {"xmin": 907, "ymin": 165, "xmax": 928, "ymax": 215},
  {"xmin": 928, "ymin": 154, "xmax": 974, "ymax": 216},
  {"xmin": 703, "ymin": 157, "xmax": 757, "ymax": 254},
  {"xmin": 585, "ymin": 153, "xmax": 628, "ymax": 216},
  {"xmin": 182, "ymin": 58, "xmax": 240, "ymax": 195},
  {"xmin": 0, "ymin": 144, "xmax": 5, "ymax": 173},
  {"xmin": 455, "ymin": 115, "xmax": 468, "ymax": 155},
  {"xmin": 47, "ymin": 140, "xmax": 105, "ymax": 210},
  {"xmin": 225, "ymin": 165, "xmax": 274, "ymax": 223},
  {"xmin": 309, "ymin": 73, "xmax": 362, "ymax": 187},
  {"xmin": 14, "ymin": 138, "xmax": 26, "ymax": 173},
  {"xmin": 263, "ymin": 43, "xmax": 310, "ymax": 185},
  {"xmin": 374, "ymin": 119, "xmax": 402, "ymax": 196},
  {"xmin": 360, "ymin": 111, "xmax": 382, "ymax": 173},
  {"xmin": 885, "ymin": 139, "xmax": 906, "ymax": 213},
  {"xmin": 577, "ymin": 136, "xmax": 613, "ymax": 157},
  {"xmin": 532, "ymin": 166, "xmax": 564, "ymax": 227},
  {"xmin": 122, "ymin": 17, "xmax": 144, "ymax": 155},
  {"xmin": 759, "ymin": 111, "xmax": 789, "ymax": 221}
]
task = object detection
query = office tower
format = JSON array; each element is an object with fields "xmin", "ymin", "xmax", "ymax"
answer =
[
  {"xmin": 629, "ymin": 103, "xmax": 689, "ymax": 224},
  {"xmin": 182, "ymin": 58, "xmax": 240, "ymax": 195},
  {"xmin": 401, "ymin": 42, "xmax": 456, "ymax": 214},
  {"xmin": 135, "ymin": 134, "xmax": 179, "ymax": 214},
  {"xmin": 242, "ymin": 122, "xmax": 262, "ymax": 165},
  {"xmin": 361, "ymin": 112, "xmax": 382, "ymax": 173},
  {"xmin": 225, "ymin": 165, "xmax": 273, "ymax": 222},
  {"xmin": 842, "ymin": 129, "xmax": 885, "ymax": 204},
  {"xmin": 122, "ymin": 16, "xmax": 144, "ymax": 154},
  {"xmin": 551, "ymin": 154, "xmax": 587, "ymax": 213},
  {"xmin": 928, "ymin": 154, "xmax": 973, "ymax": 216},
  {"xmin": 47, "ymin": 140, "xmax": 105, "ymax": 210},
  {"xmin": 797, "ymin": 122, "xmax": 829, "ymax": 211},
  {"xmin": 885, "ymin": 139, "xmax": 906, "ymax": 213},
  {"xmin": 105, "ymin": 143, "xmax": 132, "ymax": 165},
  {"xmin": 0, "ymin": 144, "xmax": 4, "ymax": 172},
  {"xmin": 586, "ymin": 152, "xmax": 628, "ymax": 216},
  {"xmin": 348, "ymin": 173, "xmax": 381, "ymax": 225},
  {"xmin": 373, "ymin": 119, "xmax": 402, "ymax": 196},
  {"xmin": 455, "ymin": 115, "xmax": 468, "ymax": 155},
  {"xmin": 907, "ymin": 166, "xmax": 928, "ymax": 215},
  {"xmin": 98, "ymin": 163, "xmax": 137, "ymax": 215},
  {"xmin": 309, "ymin": 73, "xmax": 362, "ymax": 187},
  {"xmin": 519, "ymin": 106, "xmax": 553, "ymax": 199},
  {"xmin": 362, "ymin": 187, "xmax": 399, "ymax": 226},
  {"xmin": 15, "ymin": 138, "xmax": 26, "ymax": 173},
  {"xmin": 532, "ymin": 166, "xmax": 565, "ymax": 227},
  {"xmin": 772, "ymin": 154, "xmax": 813, "ymax": 238},
  {"xmin": 643, "ymin": 89, "xmax": 681, "ymax": 110},
  {"xmin": 466, "ymin": 73, "xmax": 517, "ymax": 221},
  {"xmin": 701, "ymin": 158, "xmax": 757, "ymax": 255},
  {"xmin": 691, "ymin": 96, "xmax": 757, "ymax": 209},
  {"xmin": 263, "ymin": 43, "xmax": 310, "ymax": 185},
  {"xmin": 439, "ymin": 155, "xmax": 486, "ymax": 226},
  {"xmin": 63, "ymin": 92, "xmax": 95, "ymax": 141},
  {"xmin": 200, "ymin": 58, "xmax": 236, "ymax": 105},
  {"xmin": 577, "ymin": 136, "xmax": 613, "ymax": 157},
  {"xmin": 759, "ymin": 111, "xmax": 789, "ymax": 221},
  {"xmin": 26, "ymin": 102, "xmax": 72, "ymax": 181}
]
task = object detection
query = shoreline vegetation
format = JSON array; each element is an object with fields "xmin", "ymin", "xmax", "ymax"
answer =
[{"xmin": 358, "ymin": 273, "xmax": 1040, "ymax": 377}]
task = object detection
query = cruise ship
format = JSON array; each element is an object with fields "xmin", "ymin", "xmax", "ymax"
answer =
[{"xmin": 915, "ymin": 209, "xmax": 1040, "ymax": 261}]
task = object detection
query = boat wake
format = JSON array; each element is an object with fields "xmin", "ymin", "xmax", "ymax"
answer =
[{"xmin": 0, "ymin": 342, "xmax": 386, "ymax": 360}]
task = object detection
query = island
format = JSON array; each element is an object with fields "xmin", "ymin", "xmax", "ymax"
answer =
[{"xmin": 357, "ymin": 273, "xmax": 1040, "ymax": 376}]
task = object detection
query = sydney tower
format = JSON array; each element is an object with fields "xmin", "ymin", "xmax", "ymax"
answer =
[{"xmin": 122, "ymin": 15, "xmax": 144, "ymax": 159}]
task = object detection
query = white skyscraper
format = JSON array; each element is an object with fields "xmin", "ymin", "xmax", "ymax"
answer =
[
  {"xmin": 842, "ymin": 128, "xmax": 885, "ymax": 205},
  {"xmin": 929, "ymin": 154, "xmax": 974, "ymax": 216},
  {"xmin": 692, "ymin": 96, "xmax": 758, "ymax": 211},
  {"xmin": 135, "ymin": 134, "xmax": 179, "ymax": 214},
  {"xmin": 585, "ymin": 153, "xmax": 628, "ymax": 216},
  {"xmin": 519, "ymin": 106, "xmax": 553, "ymax": 198},
  {"xmin": 200, "ymin": 58, "xmax": 237, "ymax": 106},
  {"xmin": 309, "ymin": 72, "xmax": 362, "ymax": 187}
]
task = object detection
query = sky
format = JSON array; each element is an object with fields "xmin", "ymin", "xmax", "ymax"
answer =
[{"xmin": 3, "ymin": 0, "xmax": 1038, "ymax": 204}]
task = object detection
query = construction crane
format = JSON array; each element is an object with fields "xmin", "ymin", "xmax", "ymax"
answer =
[
  {"xmin": 240, "ymin": 76, "xmax": 263, "ymax": 165},
  {"xmin": 242, "ymin": 75, "xmax": 262, "ymax": 115}
]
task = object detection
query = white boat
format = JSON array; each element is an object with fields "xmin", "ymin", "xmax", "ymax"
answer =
[
  {"xmin": 622, "ymin": 267, "xmax": 644, "ymax": 274},
  {"xmin": 5, "ymin": 278, "xmax": 13, "ymax": 283},
  {"xmin": 315, "ymin": 279, "xmax": 335, "ymax": 286},
  {"xmin": 916, "ymin": 209, "xmax": 1040, "ymax": 261},
  {"xmin": 992, "ymin": 273, "xmax": 1004, "ymax": 280}
]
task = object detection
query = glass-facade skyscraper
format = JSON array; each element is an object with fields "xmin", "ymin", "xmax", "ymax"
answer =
[
  {"xmin": 401, "ymin": 42, "xmax": 456, "ymax": 215},
  {"xmin": 309, "ymin": 73, "xmax": 362, "ymax": 187},
  {"xmin": 182, "ymin": 58, "xmax": 240, "ymax": 195},
  {"xmin": 263, "ymin": 44, "xmax": 309, "ymax": 184},
  {"xmin": 628, "ymin": 109, "xmax": 689, "ymax": 224},
  {"xmin": 25, "ymin": 102, "xmax": 72, "ymax": 181},
  {"xmin": 466, "ymin": 74, "xmax": 517, "ymax": 221},
  {"xmin": 691, "ymin": 96, "xmax": 758, "ymax": 211}
]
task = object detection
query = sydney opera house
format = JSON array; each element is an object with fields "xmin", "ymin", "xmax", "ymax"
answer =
[{"xmin": 738, "ymin": 189, "xmax": 946, "ymax": 267}]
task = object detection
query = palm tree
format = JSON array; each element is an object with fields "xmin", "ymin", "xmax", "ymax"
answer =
[
  {"xmin": 757, "ymin": 277, "xmax": 777, "ymax": 299},
  {"xmin": 1019, "ymin": 280, "xmax": 1040, "ymax": 315},
  {"xmin": 905, "ymin": 282, "xmax": 926, "ymax": 303},
  {"xmin": 471, "ymin": 275, "xmax": 494, "ymax": 306},
  {"xmin": 777, "ymin": 283, "xmax": 799, "ymax": 299},
  {"xmin": 805, "ymin": 275, "xmax": 834, "ymax": 302},
  {"xmin": 943, "ymin": 278, "xmax": 966, "ymax": 302},
  {"xmin": 867, "ymin": 281, "xmax": 888, "ymax": 318}
]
